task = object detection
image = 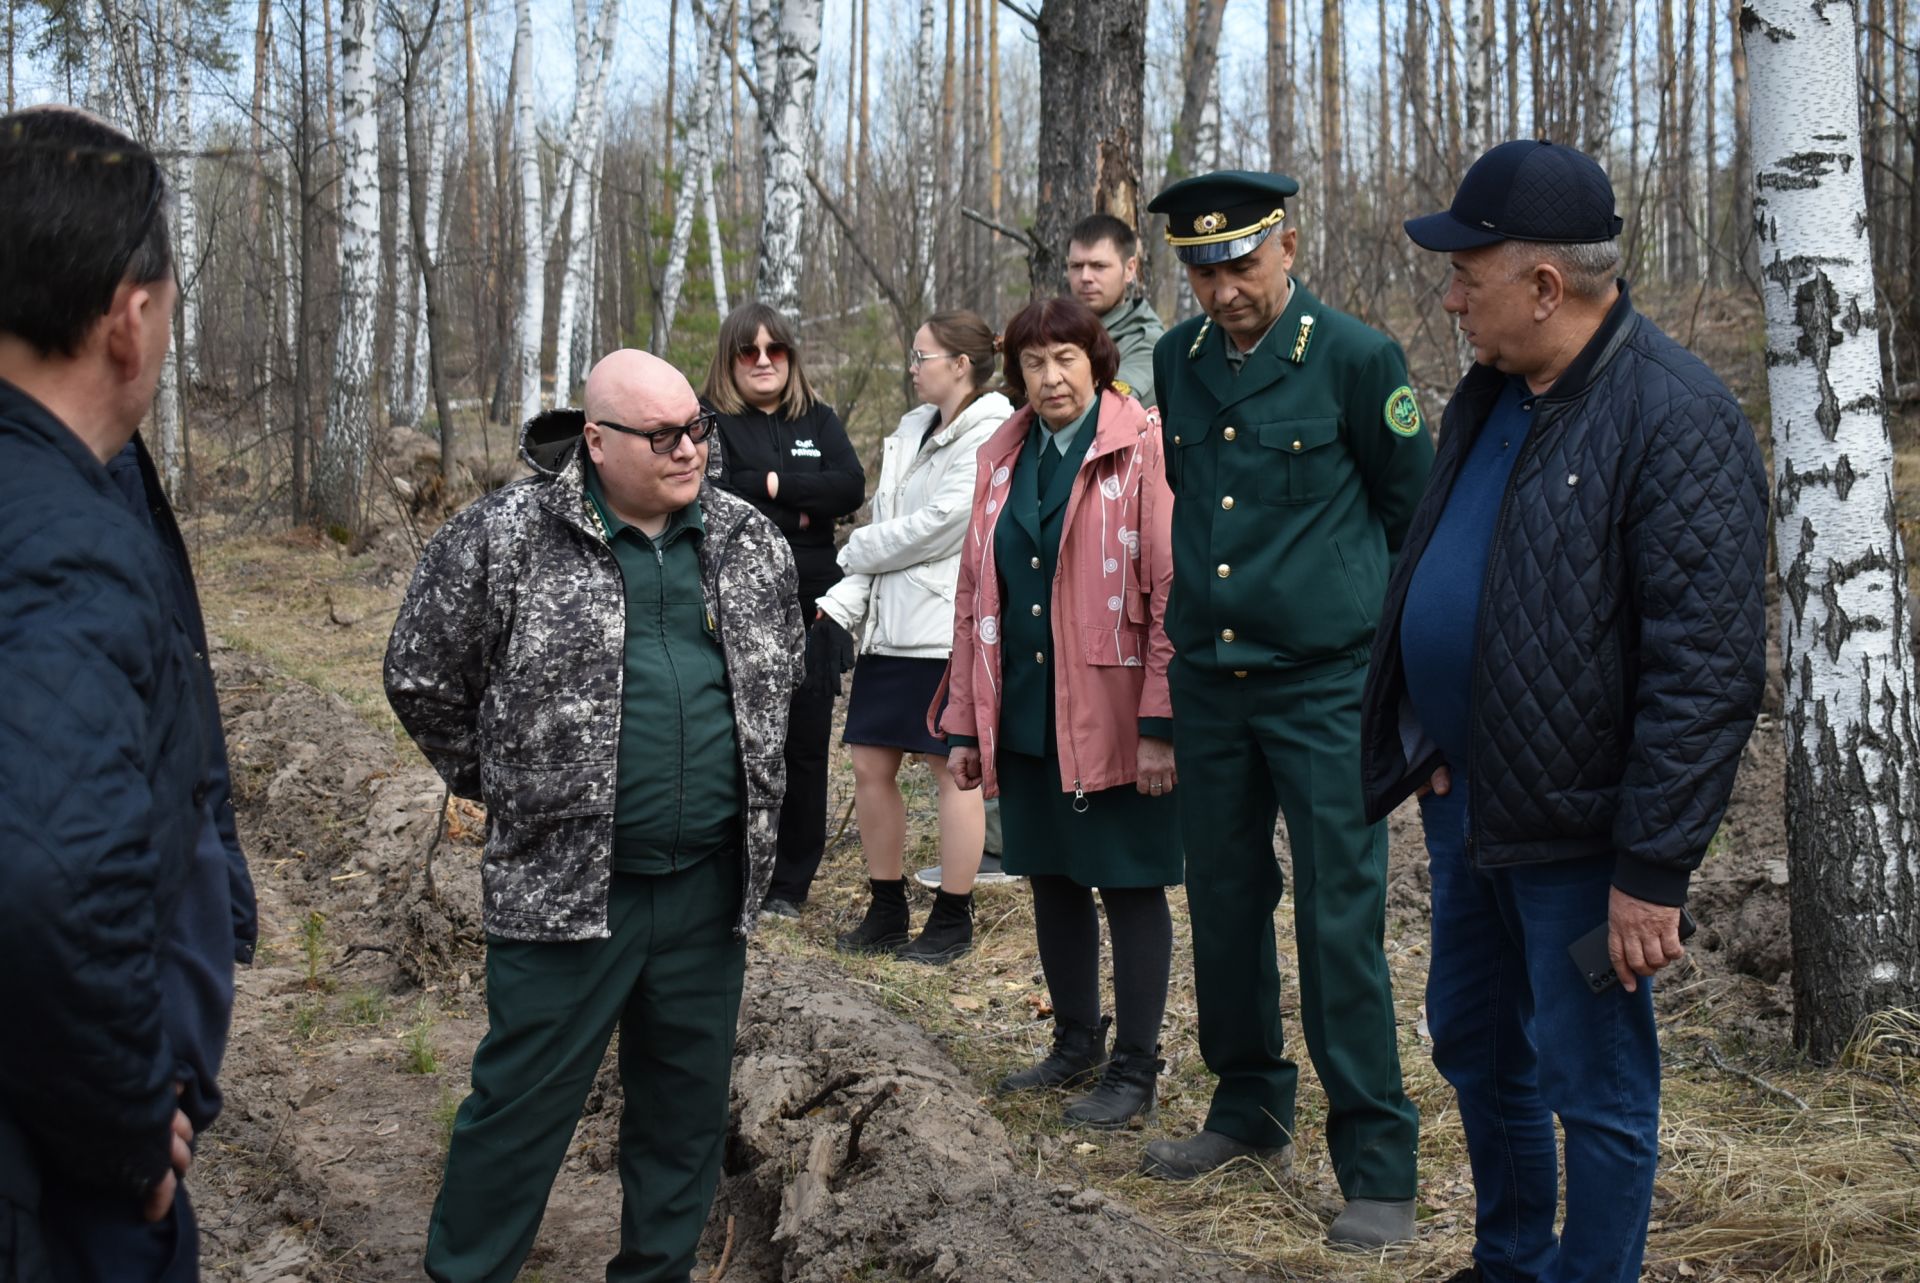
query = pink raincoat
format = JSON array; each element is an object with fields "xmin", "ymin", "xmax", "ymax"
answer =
[{"xmin": 933, "ymin": 389, "xmax": 1175, "ymax": 799}]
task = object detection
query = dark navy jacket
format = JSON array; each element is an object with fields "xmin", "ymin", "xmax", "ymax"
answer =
[
  {"xmin": 0, "ymin": 378, "xmax": 254, "ymax": 1232},
  {"xmin": 1359, "ymin": 285, "xmax": 1769, "ymax": 906}
]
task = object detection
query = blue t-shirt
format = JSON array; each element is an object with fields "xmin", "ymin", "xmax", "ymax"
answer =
[{"xmin": 1399, "ymin": 377, "xmax": 1537, "ymax": 781}]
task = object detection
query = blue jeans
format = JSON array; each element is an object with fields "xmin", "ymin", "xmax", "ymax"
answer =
[{"xmin": 1421, "ymin": 787, "xmax": 1661, "ymax": 1283}]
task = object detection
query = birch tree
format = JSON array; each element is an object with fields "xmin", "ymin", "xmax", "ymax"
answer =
[
  {"xmin": 749, "ymin": 0, "xmax": 824, "ymax": 315},
  {"xmin": 511, "ymin": 0, "xmax": 541, "ymax": 425},
  {"xmin": 911, "ymin": 0, "xmax": 936, "ymax": 308},
  {"xmin": 552, "ymin": 0, "xmax": 622, "ymax": 399},
  {"xmin": 654, "ymin": 0, "xmax": 732, "ymax": 353},
  {"xmin": 1744, "ymin": 0, "xmax": 1920, "ymax": 1062},
  {"xmin": 318, "ymin": 0, "xmax": 381, "ymax": 531}
]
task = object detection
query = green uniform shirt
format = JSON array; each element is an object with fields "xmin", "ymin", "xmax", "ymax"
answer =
[
  {"xmin": 585, "ymin": 463, "xmax": 740, "ymax": 874},
  {"xmin": 1153, "ymin": 277, "xmax": 1435, "ymax": 674}
]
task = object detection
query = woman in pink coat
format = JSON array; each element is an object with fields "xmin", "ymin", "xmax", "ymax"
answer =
[{"xmin": 938, "ymin": 297, "xmax": 1179, "ymax": 1129}]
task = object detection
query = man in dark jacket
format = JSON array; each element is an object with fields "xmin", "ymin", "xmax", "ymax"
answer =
[
  {"xmin": 1365, "ymin": 141, "xmax": 1768, "ymax": 1283},
  {"xmin": 386, "ymin": 349, "xmax": 804, "ymax": 1283},
  {"xmin": 0, "ymin": 105, "xmax": 254, "ymax": 1283}
]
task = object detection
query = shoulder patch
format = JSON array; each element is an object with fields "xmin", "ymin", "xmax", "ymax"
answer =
[{"xmin": 1384, "ymin": 385, "xmax": 1424, "ymax": 437}]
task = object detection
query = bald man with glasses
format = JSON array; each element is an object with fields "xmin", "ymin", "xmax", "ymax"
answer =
[{"xmin": 386, "ymin": 349, "xmax": 804, "ymax": 1283}]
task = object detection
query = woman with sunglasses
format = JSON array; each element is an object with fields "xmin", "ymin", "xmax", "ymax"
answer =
[
  {"xmin": 701, "ymin": 302, "xmax": 866, "ymax": 919},
  {"xmin": 817, "ymin": 310, "xmax": 1012, "ymax": 964}
]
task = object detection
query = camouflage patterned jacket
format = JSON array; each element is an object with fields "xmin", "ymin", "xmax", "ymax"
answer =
[{"xmin": 384, "ymin": 411, "xmax": 805, "ymax": 941}]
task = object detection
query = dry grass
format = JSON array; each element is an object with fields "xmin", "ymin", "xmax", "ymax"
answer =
[{"xmin": 190, "ymin": 506, "xmax": 1920, "ymax": 1283}]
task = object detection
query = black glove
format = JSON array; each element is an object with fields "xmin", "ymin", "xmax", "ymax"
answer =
[{"xmin": 802, "ymin": 614, "xmax": 857, "ymax": 701}]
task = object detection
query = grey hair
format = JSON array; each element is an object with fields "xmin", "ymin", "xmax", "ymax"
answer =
[{"xmin": 1503, "ymin": 238, "xmax": 1621, "ymax": 299}]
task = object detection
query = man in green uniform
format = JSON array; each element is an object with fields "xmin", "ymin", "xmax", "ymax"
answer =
[
  {"xmin": 385, "ymin": 349, "xmax": 804, "ymax": 1283},
  {"xmin": 1138, "ymin": 171, "xmax": 1433, "ymax": 1252}
]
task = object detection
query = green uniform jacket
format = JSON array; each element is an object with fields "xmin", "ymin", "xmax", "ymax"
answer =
[
  {"xmin": 1102, "ymin": 296, "xmax": 1168, "ymax": 409},
  {"xmin": 1153, "ymin": 277, "xmax": 1434, "ymax": 674}
]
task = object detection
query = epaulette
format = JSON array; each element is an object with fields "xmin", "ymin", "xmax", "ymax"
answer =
[{"xmin": 1111, "ymin": 378, "xmax": 1135, "ymax": 398}]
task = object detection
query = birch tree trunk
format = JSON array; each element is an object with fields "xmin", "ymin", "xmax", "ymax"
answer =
[
  {"xmin": 703, "ymin": 71, "xmax": 731, "ymax": 317},
  {"xmin": 654, "ymin": 0, "xmax": 731, "ymax": 353},
  {"xmin": 749, "ymin": 0, "xmax": 824, "ymax": 316},
  {"xmin": 171, "ymin": 2, "xmax": 199, "ymax": 391},
  {"xmin": 1744, "ymin": 0, "xmax": 1920, "ymax": 1063},
  {"xmin": 318, "ymin": 0, "xmax": 381, "ymax": 532},
  {"xmin": 403, "ymin": 38, "xmax": 451, "ymax": 431},
  {"xmin": 1464, "ymin": 0, "xmax": 1490, "ymax": 154},
  {"xmin": 512, "ymin": 0, "xmax": 543, "ymax": 425},
  {"xmin": 553, "ymin": 0, "xmax": 621, "ymax": 401},
  {"xmin": 911, "ymin": 0, "xmax": 937, "ymax": 309}
]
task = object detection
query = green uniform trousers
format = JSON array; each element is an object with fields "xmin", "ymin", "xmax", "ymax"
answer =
[
  {"xmin": 1169, "ymin": 657, "xmax": 1418, "ymax": 1200},
  {"xmin": 424, "ymin": 853, "xmax": 747, "ymax": 1283}
]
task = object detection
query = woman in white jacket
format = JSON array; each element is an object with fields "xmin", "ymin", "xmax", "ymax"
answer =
[{"xmin": 819, "ymin": 310, "xmax": 1013, "ymax": 964}]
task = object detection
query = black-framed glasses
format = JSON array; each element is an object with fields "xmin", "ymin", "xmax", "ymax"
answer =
[
  {"xmin": 909, "ymin": 349, "xmax": 960, "ymax": 369},
  {"xmin": 107, "ymin": 151, "xmax": 166, "ymax": 286},
  {"xmin": 594, "ymin": 410, "xmax": 718, "ymax": 455}
]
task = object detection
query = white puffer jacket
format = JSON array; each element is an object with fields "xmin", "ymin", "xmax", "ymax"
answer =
[{"xmin": 818, "ymin": 391, "xmax": 1014, "ymax": 658}]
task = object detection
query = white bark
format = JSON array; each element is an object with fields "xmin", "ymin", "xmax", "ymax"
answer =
[
  {"xmin": 404, "ymin": 39, "xmax": 450, "ymax": 429},
  {"xmin": 320, "ymin": 0, "xmax": 381, "ymax": 529},
  {"xmin": 749, "ymin": 0, "xmax": 824, "ymax": 315},
  {"xmin": 910, "ymin": 0, "xmax": 935, "ymax": 309},
  {"xmin": 171, "ymin": 6, "xmax": 198, "ymax": 391},
  {"xmin": 512, "ymin": 0, "xmax": 543, "ymax": 424},
  {"xmin": 391, "ymin": 96, "xmax": 417, "ymax": 424},
  {"xmin": 702, "ymin": 117, "xmax": 730, "ymax": 317},
  {"xmin": 655, "ymin": 0, "xmax": 731, "ymax": 353},
  {"xmin": 1464, "ymin": 0, "xmax": 1490, "ymax": 154},
  {"xmin": 1744, "ymin": 0, "xmax": 1920, "ymax": 1057}
]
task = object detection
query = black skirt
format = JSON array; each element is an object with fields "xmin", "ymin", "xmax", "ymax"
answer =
[{"xmin": 842, "ymin": 654, "xmax": 951, "ymax": 756}]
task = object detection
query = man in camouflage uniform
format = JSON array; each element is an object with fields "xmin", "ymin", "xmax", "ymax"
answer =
[{"xmin": 385, "ymin": 349, "xmax": 803, "ymax": 1283}]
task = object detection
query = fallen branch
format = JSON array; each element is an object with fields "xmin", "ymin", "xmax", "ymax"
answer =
[
  {"xmin": 1700, "ymin": 1039, "xmax": 1810, "ymax": 1111},
  {"xmin": 709, "ymin": 1213, "xmax": 736, "ymax": 1282},
  {"xmin": 324, "ymin": 591, "xmax": 365, "ymax": 627},
  {"xmin": 845, "ymin": 1083, "xmax": 897, "ymax": 1166},
  {"xmin": 423, "ymin": 785, "xmax": 452, "ymax": 908},
  {"xmin": 782, "ymin": 1070, "xmax": 863, "ymax": 1120},
  {"xmin": 340, "ymin": 941, "xmax": 397, "ymax": 962}
]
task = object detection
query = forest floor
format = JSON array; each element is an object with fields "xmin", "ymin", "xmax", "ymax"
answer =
[{"xmin": 172, "ymin": 476, "xmax": 1919, "ymax": 1283}]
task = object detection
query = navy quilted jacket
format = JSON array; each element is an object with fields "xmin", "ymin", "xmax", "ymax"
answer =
[
  {"xmin": 0, "ymin": 381, "xmax": 211, "ymax": 1216},
  {"xmin": 1360, "ymin": 285, "xmax": 1769, "ymax": 905}
]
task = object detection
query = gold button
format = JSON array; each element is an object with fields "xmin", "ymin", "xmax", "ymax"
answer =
[
  {"xmin": 1035, "ymin": 651, "xmax": 1046, "ymax": 664},
  {"xmin": 1221, "ymin": 628, "xmax": 1236, "ymax": 643},
  {"xmin": 1173, "ymin": 434, "xmax": 1182, "ymax": 445},
  {"xmin": 1292, "ymin": 439, "xmax": 1303, "ymax": 451},
  {"xmin": 1233, "ymin": 670, "xmax": 1248, "ymax": 678},
  {"xmin": 1221, "ymin": 495, "xmax": 1235, "ymax": 510},
  {"xmin": 1030, "ymin": 556, "xmax": 1041, "ymax": 570},
  {"xmin": 1030, "ymin": 604, "xmax": 1043, "ymax": 616},
  {"xmin": 1223, "ymin": 426, "xmax": 1237, "ymax": 441}
]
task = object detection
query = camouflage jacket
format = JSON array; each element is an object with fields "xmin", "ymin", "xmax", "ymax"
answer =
[{"xmin": 384, "ymin": 411, "xmax": 805, "ymax": 941}]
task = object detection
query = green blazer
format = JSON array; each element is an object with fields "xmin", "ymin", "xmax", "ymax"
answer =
[{"xmin": 1152, "ymin": 277, "xmax": 1434, "ymax": 675}]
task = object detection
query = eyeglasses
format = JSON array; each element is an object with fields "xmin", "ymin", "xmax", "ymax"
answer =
[
  {"xmin": 594, "ymin": 410, "xmax": 718, "ymax": 454},
  {"xmin": 909, "ymin": 350, "xmax": 960, "ymax": 369},
  {"xmin": 735, "ymin": 341, "xmax": 791, "ymax": 365}
]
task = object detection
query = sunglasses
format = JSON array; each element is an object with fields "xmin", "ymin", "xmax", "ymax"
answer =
[
  {"xmin": 594, "ymin": 410, "xmax": 718, "ymax": 455},
  {"xmin": 735, "ymin": 341, "xmax": 791, "ymax": 365}
]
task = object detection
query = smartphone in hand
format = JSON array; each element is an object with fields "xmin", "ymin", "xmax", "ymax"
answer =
[{"xmin": 1567, "ymin": 908, "xmax": 1697, "ymax": 995}]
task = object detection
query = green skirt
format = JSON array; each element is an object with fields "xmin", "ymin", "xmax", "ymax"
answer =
[{"xmin": 996, "ymin": 749, "xmax": 1183, "ymax": 888}]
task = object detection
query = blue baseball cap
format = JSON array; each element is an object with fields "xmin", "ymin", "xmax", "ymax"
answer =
[{"xmin": 1405, "ymin": 140, "xmax": 1623, "ymax": 251}]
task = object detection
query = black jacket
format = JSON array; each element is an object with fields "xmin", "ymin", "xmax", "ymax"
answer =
[
  {"xmin": 707, "ymin": 400, "xmax": 864, "ymax": 607},
  {"xmin": 0, "ymin": 381, "xmax": 213, "ymax": 1222},
  {"xmin": 1359, "ymin": 285, "xmax": 1769, "ymax": 905}
]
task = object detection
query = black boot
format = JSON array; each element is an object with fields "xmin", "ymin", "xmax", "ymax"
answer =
[
  {"xmin": 996, "ymin": 1015, "xmax": 1111, "ymax": 1094},
  {"xmin": 1063, "ymin": 1045, "xmax": 1162, "ymax": 1129},
  {"xmin": 897, "ymin": 888, "xmax": 973, "ymax": 965},
  {"xmin": 836, "ymin": 878, "xmax": 910, "ymax": 955}
]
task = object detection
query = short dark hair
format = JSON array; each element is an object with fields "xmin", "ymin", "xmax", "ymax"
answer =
[
  {"xmin": 0, "ymin": 107, "xmax": 173, "ymax": 358},
  {"xmin": 1069, "ymin": 213, "xmax": 1138, "ymax": 259},
  {"xmin": 999, "ymin": 297, "xmax": 1121, "ymax": 407}
]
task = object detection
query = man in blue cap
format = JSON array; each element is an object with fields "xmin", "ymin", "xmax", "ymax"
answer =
[
  {"xmin": 1362, "ymin": 140, "xmax": 1767, "ymax": 1282},
  {"xmin": 1139, "ymin": 169, "xmax": 1431, "ymax": 1252}
]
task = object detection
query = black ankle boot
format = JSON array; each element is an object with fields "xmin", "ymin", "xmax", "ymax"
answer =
[
  {"xmin": 836, "ymin": 878, "xmax": 910, "ymax": 955},
  {"xmin": 1063, "ymin": 1044, "xmax": 1161, "ymax": 1129},
  {"xmin": 997, "ymin": 1015, "xmax": 1110, "ymax": 1093},
  {"xmin": 897, "ymin": 888, "xmax": 973, "ymax": 965}
]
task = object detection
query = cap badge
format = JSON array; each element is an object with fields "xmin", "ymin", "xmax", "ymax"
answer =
[{"xmin": 1194, "ymin": 211, "xmax": 1228, "ymax": 235}]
